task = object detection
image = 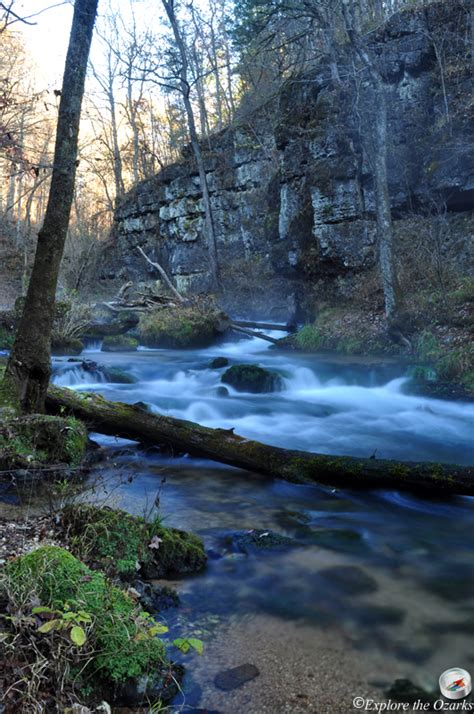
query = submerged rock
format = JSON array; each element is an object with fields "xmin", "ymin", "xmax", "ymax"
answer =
[
  {"xmin": 214, "ymin": 663, "xmax": 260, "ymax": 691},
  {"xmin": 226, "ymin": 529, "xmax": 301, "ymax": 554},
  {"xmin": 221, "ymin": 364, "xmax": 283, "ymax": 393},
  {"xmin": 318, "ymin": 565, "xmax": 378, "ymax": 595}
]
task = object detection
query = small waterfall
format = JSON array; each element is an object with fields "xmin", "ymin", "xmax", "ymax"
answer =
[
  {"xmin": 53, "ymin": 366, "xmax": 107, "ymax": 387},
  {"xmin": 82, "ymin": 339, "xmax": 103, "ymax": 353}
]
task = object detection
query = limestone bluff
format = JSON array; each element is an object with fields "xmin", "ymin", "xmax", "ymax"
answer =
[{"xmin": 106, "ymin": 0, "xmax": 473, "ymax": 321}]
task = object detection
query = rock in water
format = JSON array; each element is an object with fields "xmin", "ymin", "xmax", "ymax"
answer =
[
  {"xmin": 227, "ymin": 529, "xmax": 301, "ymax": 554},
  {"xmin": 214, "ymin": 664, "xmax": 260, "ymax": 691},
  {"xmin": 210, "ymin": 356, "xmax": 229, "ymax": 369},
  {"xmin": 221, "ymin": 364, "xmax": 283, "ymax": 393},
  {"xmin": 318, "ymin": 565, "xmax": 378, "ymax": 595}
]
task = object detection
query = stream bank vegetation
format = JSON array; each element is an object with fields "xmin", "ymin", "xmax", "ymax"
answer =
[{"xmin": 0, "ymin": 487, "xmax": 206, "ymax": 711}]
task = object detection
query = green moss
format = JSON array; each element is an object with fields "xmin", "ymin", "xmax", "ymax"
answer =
[
  {"xmin": 288, "ymin": 455, "xmax": 364, "ymax": 483},
  {"xmin": 0, "ymin": 326, "xmax": 14, "ymax": 350},
  {"xmin": 102, "ymin": 335, "xmax": 139, "ymax": 352},
  {"xmin": 0, "ymin": 415, "xmax": 87, "ymax": 469},
  {"xmin": 5, "ymin": 546, "xmax": 166, "ymax": 684},
  {"xmin": 61, "ymin": 504, "xmax": 207, "ymax": 580},
  {"xmin": 138, "ymin": 306, "xmax": 227, "ymax": 349},
  {"xmin": 221, "ymin": 364, "xmax": 283, "ymax": 393},
  {"xmin": 295, "ymin": 324, "xmax": 325, "ymax": 351}
]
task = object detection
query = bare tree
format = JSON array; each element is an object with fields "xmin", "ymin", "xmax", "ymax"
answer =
[
  {"xmin": 160, "ymin": 0, "xmax": 221, "ymax": 291},
  {"xmin": 341, "ymin": 0, "xmax": 402, "ymax": 318},
  {"xmin": 2, "ymin": 0, "xmax": 99, "ymax": 414}
]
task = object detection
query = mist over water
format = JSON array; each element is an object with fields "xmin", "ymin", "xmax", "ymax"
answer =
[{"xmin": 53, "ymin": 333, "xmax": 474, "ymax": 465}]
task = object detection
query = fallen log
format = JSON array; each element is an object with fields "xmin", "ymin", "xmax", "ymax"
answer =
[
  {"xmin": 230, "ymin": 324, "xmax": 282, "ymax": 345},
  {"xmin": 45, "ymin": 385, "xmax": 474, "ymax": 495},
  {"xmin": 233, "ymin": 320, "xmax": 289, "ymax": 332}
]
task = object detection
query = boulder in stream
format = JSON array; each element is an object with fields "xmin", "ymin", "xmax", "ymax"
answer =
[
  {"xmin": 318, "ymin": 565, "xmax": 378, "ymax": 595},
  {"xmin": 221, "ymin": 364, "xmax": 283, "ymax": 393},
  {"xmin": 210, "ymin": 356, "xmax": 229, "ymax": 369}
]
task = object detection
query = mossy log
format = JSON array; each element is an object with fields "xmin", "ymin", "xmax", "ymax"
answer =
[{"xmin": 46, "ymin": 385, "xmax": 474, "ymax": 495}]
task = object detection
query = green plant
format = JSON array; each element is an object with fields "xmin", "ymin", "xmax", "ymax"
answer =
[
  {"xmin": 295, "ymin": 324, "xmax": 325, "ymax": 351},
  {"xmin": 33, "ymin": 604, "xmax": 91, "ymax": 646},
  {"xmin": 173, "ymin": 637, "xmax": 203, "ymax": 655},
  {"xmin": 4, "ymin": 546, "xmax": 168, "ymax": 684}
]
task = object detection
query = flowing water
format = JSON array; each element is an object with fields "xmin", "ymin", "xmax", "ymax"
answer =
[{"xmin": 52, "ymin": 334, "xmax": 474, "ymax": 712}]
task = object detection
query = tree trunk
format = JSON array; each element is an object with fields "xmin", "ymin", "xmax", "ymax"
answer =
[
  {"xmin": 2, "ymin": 0, "xmax": 98, "ymax": 414},
  {"xmin": 342, "ymin": 1, "xmax": 402, "ymax": 318},
  {"xmin": 161, "ymin": 0, "xmax": 221, "ymax": 292},
  {"xmin": 45, "ymin": 385, "xmax": 474, "ymax": 495}
]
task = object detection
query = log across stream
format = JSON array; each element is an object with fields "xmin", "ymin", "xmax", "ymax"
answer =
[{"xmin": 46, "ymin": 384, "xmax": 474, "ymax": 495}]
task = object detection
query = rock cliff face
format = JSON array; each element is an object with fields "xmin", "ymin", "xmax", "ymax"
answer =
[{"xmin": 109, "ymin": 1, "xmax": 473, "ymax": 320}]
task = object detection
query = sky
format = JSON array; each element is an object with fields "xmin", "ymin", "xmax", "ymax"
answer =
[{"xmin": 14, "ymin": 0, "xmax": 160, "ymax": 90}]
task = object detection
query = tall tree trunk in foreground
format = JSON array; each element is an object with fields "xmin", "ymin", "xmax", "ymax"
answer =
[
  {"xmin": 2, "ymin": 0, "xmax": 99, "ymax": 414},
  {"xmin": 342, "ymin": 0, "xmax": 402, "ymax": 318},
  {"xmin": 161, "ymin": 0, "xmax": 221, "ymax": 292}
]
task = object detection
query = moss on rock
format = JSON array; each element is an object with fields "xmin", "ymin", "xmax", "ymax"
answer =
[
  {"xmin": 61, "ymin": 504, "xmax": 207, "ymax": 579},
  {"xmin": 102, "ymin": 335, "xmax": 139, "ymax": 352},
  {"xmin": 0, "ymin": 415, "xmax": 87, "ymax": 470},
  {"xmin": 138, "ymin": 306, "xmax": 229, "ymax": 349},
  {"xmin": 51, "ymin": 337, "xmax": 84, "ymax": 356},
  {"xmin": 221, "ymin": 364, "xmax": 283, "ymax": 393}
]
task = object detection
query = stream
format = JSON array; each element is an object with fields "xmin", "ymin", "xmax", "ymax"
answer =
[{"xmin": 52, "ymin": 333, "xmax": 474, "ymax": 713}]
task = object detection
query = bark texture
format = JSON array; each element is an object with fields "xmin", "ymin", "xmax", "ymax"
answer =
[
  {"xmin": 46, "ymin": 385, "xmax": 474, "ymax": 495},
  {"xmin": 3, "ymin": 0, "xmax": 99, "ymax": 413}
]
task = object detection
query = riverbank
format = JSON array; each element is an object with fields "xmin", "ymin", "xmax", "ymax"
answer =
[{"xmin": 1, "ymin": 333, "xmax": 474, "ymax": 712}]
